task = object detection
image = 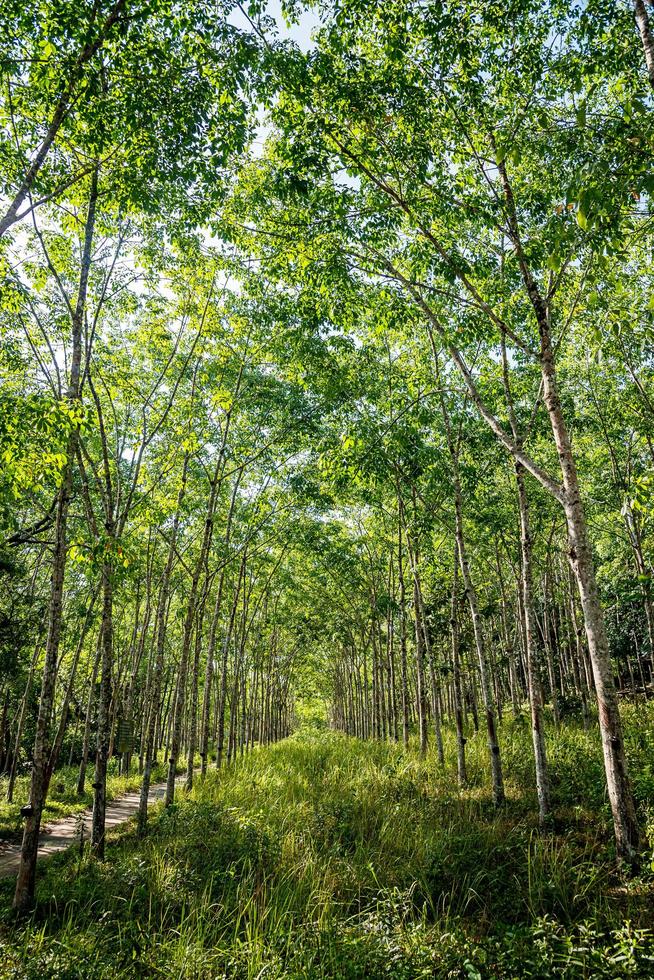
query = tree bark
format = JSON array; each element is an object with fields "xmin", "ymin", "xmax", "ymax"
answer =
[{"xmin": 635, "ymin": 0, "xmax": 654, "ymax": 89}]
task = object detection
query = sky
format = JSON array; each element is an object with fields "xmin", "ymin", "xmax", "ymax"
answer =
[
  {"xmin": 229, "ymin": 1, "xmax": 322, "ymax": 53},
  {"xmin": 226, "ymin": 1, "xmax": 322, "ymax": 157},
  {"xmin": 267, "ymin": 0, "xmax": 322, "ymax": 51}
]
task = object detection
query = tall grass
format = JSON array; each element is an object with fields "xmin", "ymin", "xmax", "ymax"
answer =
[{"xmin": 0, "ymin": 711, "xmax": 653, "ymax": 978}]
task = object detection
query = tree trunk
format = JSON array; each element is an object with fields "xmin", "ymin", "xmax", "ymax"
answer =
[
  {"xmin": 539, "ymin": 321, "xmax": 639, "ymax": 859},
  {"xmin": 397, "ymin": 503, "xmax": 410, "ymax": 747},
  {"xmin": 451, "ymin": 543, "xmax": 467, "ymax": 787},
  {"xmin": 91, "ymin": 558, "xmax": 113, "ymax": 859},
  {"xmin": 217, "ymin": 560, "xmax": 245, "ymax": 768},
  {"xmin": 455, "ymin": 491, "xmax": 504, "ymax": 805},
  {"xmin": 13, "ymin": 167, "xmax": 98, "ymax": 910},
  {"xmin": 199, "ymin": 572, "xmax": 224, "ymax": 777},
  {"xmin": 48, "ymin": 592, "xmax": 97, "ymax": 784},
  {"xmin": 516, "ymin": 463, "xmax": 551, "ymax": 823},
  {"xmin": 166, "ymin": 455, "xmax": 225, "ymax": 805},
  {"xmin": 496, "ymin": 155, "xmax": 639, "ymax": 861},
  {"xmin": 406, "ymin": 534, "xmax": 428, "ymax": 758},
  {"xmin": 635, "ymin": 0, "xmax": 654, "ymax": 89},
  {"xmin": 185, "ymin": 595, "xmax": 206, "ymax": 791}
]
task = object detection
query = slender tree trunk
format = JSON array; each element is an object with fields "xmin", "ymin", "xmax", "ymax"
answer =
[
  {"xmin": 185, "ymin": 596, "xmax": 206, "ymax": 791},
  {"xmin": 199, "ymin": 572, "xmax": 224, "ymax": 777},
  {"xmin": 387, "ymin": 558, "xmax": 398, "ymax": 742},
  {"xmin": 516, "ymin": 463, "xmax": 551, "ymax": 823},
  {"xmin": 77, "ymin": 632, "xmax": 102, "ymax": 796},
  {"xmin": 541, "ymin": 564, "xmax": 561, "ymax": 725},
  {"xmin": 166, "ymin": 456, "xmax": 225, "ymax": 805},
  {"xmin": 417, "ymin": 578, "xmax": 443, "ymax": 764},
  {"xmin": 406, "ymin": 534, "xmax": 428, "ymax": 758},
  {"xmin": 455, "ymin": 493, "xmax": 505, "ymax": 805},
  {"xmin": 13, "ymin": 168, "xmax": 98, "ymax": 910},
  {"xmin": 499, "ymin": 160, "xmax": 639, "ymax": 861},
  {"xmin": 397, "ymin": 503, "xmax": 410, "ymax": 747},
  {"xmin": 499, "ymin": 333, "xmax": 550, "ymax": 821},
  {"xmin": 495, "ymin": 545, "xmax": 521, "ymax": 718},
  {"xmin": 451, "ymin": 544, "xmax": 467, "ymax": 787},
  {"xmin": 635, "ymin": 0, "xmax": 654, "ymax": 89},
  {"xmin": 0, "ymin": 688, "xmax": 9, "ymax": 775},
  {"xmin": 217, "ymin": 561, "xmax": 245, "ymax": 768},
  {"xmin": 437, "ymin": 385, "xmax": 504, "ymax": 804},
  {"xmin": 47, "ymin": 593, "xmax": 97, "ymax": 783},
  {"xmin": 91, "ymin": 558, "xmax": 113, "ymax": 859}
]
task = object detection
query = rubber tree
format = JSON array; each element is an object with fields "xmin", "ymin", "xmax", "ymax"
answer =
[{"xmin": 13, "ymin": 168, "xmax": 98, "ymax": 911}]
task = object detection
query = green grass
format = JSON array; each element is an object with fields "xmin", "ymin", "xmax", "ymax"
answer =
[{"xmin": 1, "ymin": 711, "xmax": 654, "ymax": 978}]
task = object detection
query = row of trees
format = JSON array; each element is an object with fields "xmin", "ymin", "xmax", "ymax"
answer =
[
  {"xmin": 0, "ymin": 0, "xmax": 301, "ymax": 909},
  {"xmin": 221, "ymin": 0, "xmax": 654, "ymax": 867},
  {"xmin": 2, "ymin": 0, "xmax": 654, "ymax": 911}
]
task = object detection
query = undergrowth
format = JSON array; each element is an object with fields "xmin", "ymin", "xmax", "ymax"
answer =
[{"xmin": 1, "ymin": 707, "xmax": 654, "ymax": 978}]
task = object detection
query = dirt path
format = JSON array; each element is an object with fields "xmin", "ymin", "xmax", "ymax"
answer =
[{"xmin": 0, "ymin": 777, "xmax": 181, "ymax": 878}]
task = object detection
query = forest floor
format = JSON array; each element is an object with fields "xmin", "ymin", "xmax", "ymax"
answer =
[{"xmin": 1, "ymin": 708, "xmax": 654, "ymax": 978}]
